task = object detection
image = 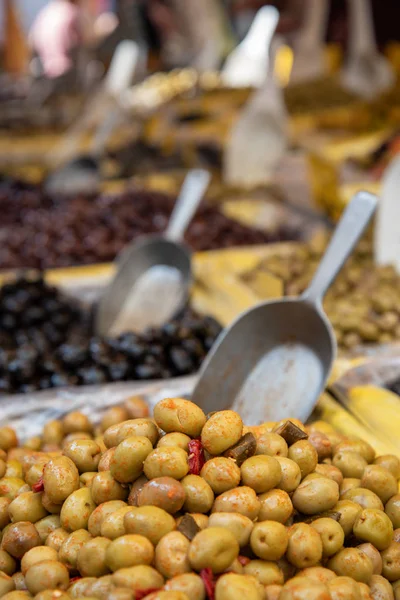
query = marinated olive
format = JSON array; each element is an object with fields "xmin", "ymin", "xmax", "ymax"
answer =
[
  {"xmin": 188, "ymin": 527, "xmax": 239, "ymax": 574},
  {"xmin": 154, "ymin": 398, "xmax": 206, "ymax": 438},
  {"xmin": 200, "ymin": 458, "xmax": 241, "ymax": 495}
]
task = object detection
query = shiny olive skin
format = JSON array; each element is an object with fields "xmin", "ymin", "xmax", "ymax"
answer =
[
  {"xmin": 296, "ymin": 566, "xmax": 336, "ymax": 584},
  {"xmin": 212, "ymin": 486, "xmax": 261, "ymax": 520},
  {"xmin": 90, "ymin": 471, "xmax": 128, "ymax": 504},
  {"xmin": 181, "ymin": 475, "xmax": 213, "ymax": 514},
  {"xmin": 340, "ymin": 478, "xmax": 362, "ymax": 496},
  {"xmin": 0, "ymin": 572, "xmax": 15, "ymax": 598},
  {"xmin": 137, "ymin": 477, "xmax": 186, "ymax": 514},
  {"xmin": 45, "ymin": 528, "xmax": 69, "ymax": 552},
  {"xmin": 98, "ymin": 448, "xmax": 116, "ymax": 472},
  {"xmin": 374, "ymin": 455, "xmax": 400, "ymax": 479},
  {"xmin": 110, "ymin": 436, "xmax": 153, "ymax": 484},
  {"xmin": 103, "ymin": 419, "xmax": 159, "ymax": 449},
  {"xmin": 100, "ymin": 407, "xmax": 130, "ymax": 433},
  {"xmin": 254, "ymin": 431, "xmax": 288, "ymax": 458},
  {"xmin": 353, "ymin": 508, "xmax": 393, "ymax": 550},
  {"xmin": 343, "ymin": 487, "xmax": 384, "ymax": 510},
  {"xmin": 112, "ymin": 565, "xmax": 164, "ymax": 593},
  {"xmin": 292, "ymin": 476, "xmax": 339, "ymax": 515},
  {"xmin": 208, "ymin": 512, "xmax": 253, "ymax": 547},
  {"xmin": 333, "ymin": 500, "xmax": 363, "ymax": 536},
  {"xmin": 240, "ymin": 455, "xmax": 281, "ymax": 494},
  {"xmin": 328, "ymin": 576, "xmax": 362, "ymax": 600},
  {"xmin": 0, "ymin": 549, "xmax": 17, "ymax": 575},
  {"xmin": 386, "ymin": 494, "xmax": 400, "ymax": 528},
  {"xmin": 105, "ymin": 534, "xmax": 154, "ymax": 572},
  {"xmin": 335, "ymin": 440, "xmax": 375, "ymax": 464},
  {"xmin": 332, "ymin": 451, "xmax": 368, "ymax": 479},
  {"xmin": 328, "ymin": 548, "xmax": 374, "ymax": 583},
  {"xmin": 315, "ymin": 464, "xmax": 343, "ymax": 487},
  {"xmin": 42, "ymin": 421, "xmax": 63, "ymax": 446},
  {"xmin": 381, "ymin": 542, "xmax": 400, "ymax": 581},
  {"xmin": 76, "ymin": 536, "xmax": 111, "ymax": 577},
  {"xmin": 0, "ymin": 427, "xmax": 18, "ymax": 451},
  {"xmin": 250, "ymin": 521, "xmax": 288, "ymax": 561},
  {"xmin": 63, "ymin": 440, "xmax": 101, "ymax": 474},
  {"xmin": 275, "ymin": 458, "xmax": 301, "ymax": 493},
  {"xmin": 154, "ymin": 531, "xmax": 190, "ymax": 578},
  {"xmin": 2, "ymin": 522, "xmax": 41, "ymax": 559},
  {"xmin": 258, "ymin": 489, "xmax": 293, "ymax": 523},
  {"xmin": 310, "ymin": 518, "xmax": 344, "ymax": 557},
  {"xmin": 357, "ymin": 543, "xmax": 382, "ymax": 575},
  {"xmin": 59, "ymin": 529, "xmax": 92, "ymax": 569},
  {"xmin": 243, "ymin": 560, "xmax": 284, "ymax": 586},
  {"xmin": 124, "ymin": 396, "xmax": 149, "ymax": 419},
  {"xmin": 88, "ymin": 501, "xmax": 127, "ymax": 537},
  {"xmin": 124, "ymin": 506, "xmax": 176, "ymax": 545},
  {"xmin": 143, "ymin": 447, "xmax": 189, "ymax": 481},
  {"xmin": 200, "ymin": 458, "xmax": 241, "ymax": 495},
  {"xmin": 0, "ymin": 496, "xmax": 11, "ymax": 529},
  {"xmin": 60, "ymin": 488, "xmax": 96, "ymax": 532},
  {"xmin": 286, "ymin": 523, "xmax": 323, "ymax": 569},
  {"xmin": 188, "ymin": 527, "xmax": 239, "ymax": 574},
  {"xmin": 25, "ymin": 560, "xmax": 70, "ymax": 595},
  {"xmin": 154, "ymin": 398, "xmax": 206, "ymax": 438},
  {"xmin": 43, "ymin": 457, "xmax": 80, "ymax": 504},
  {"xmin": 35, "ymin": 515, "xmax": 61, "ymax": 543},
  {"xmin": 201, "ymin": 411, "xmax": 243, "ymax": 455},
  {"xmin": 8, "ymin": 492, "xmax": 47, "ymax": 524}
]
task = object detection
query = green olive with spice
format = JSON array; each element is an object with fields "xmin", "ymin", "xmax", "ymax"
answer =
[
  {"xmin": 201, "ymin": 411, "xmax": 243, "ymax": 456},
  {"xmin": 240, "ymin": 455, "xmax": 281, "ymax": 494},
  {"xmin": 154, "ymin": 398, "xmax": 206, "ymax": 438},
  {"xmin": 181, "ymin": 475, "xmax": 213, "ymax": 514},
  {"xmin": 200, "ymin": 458, "xmax": 241, "ymax": 495},
  {"xmin": 188, "ymin": 527, "xmax": 239, "ymax": 574}
]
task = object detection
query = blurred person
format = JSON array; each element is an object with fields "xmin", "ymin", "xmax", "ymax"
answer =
[{"xmin": 29, "ymin": 0, "xmax": 83, "ymax": 79}]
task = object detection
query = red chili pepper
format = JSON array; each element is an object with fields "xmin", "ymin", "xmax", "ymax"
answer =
[
  {"xmin": 200, "ymin": 567, "xmax": 216, "ymax": 600},
  {"xmin": 69, "ymin": 577, "xmax": 82, "ymax": 583},
  {"xmin": 188, "ymin": 438, "xmax": 205, "ymax": 475},
  {"xmin": 32, "ymin": 476, "xmax": 44, "ymax": 493},
  {"xmin": 238, "ymin": 555, "xmax": 251, "ymax": 566},
  {"xmin": 135, "ymin": 588, "xmax": 161, "ymax": 599}
]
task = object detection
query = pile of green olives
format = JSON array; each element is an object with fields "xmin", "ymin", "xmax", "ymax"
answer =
[{"xmin": 0, "ymin": 396, "xmax": 400, "ymax": 599}]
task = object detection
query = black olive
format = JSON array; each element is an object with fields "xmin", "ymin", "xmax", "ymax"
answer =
[
  {"xmin": 50, "ymin": 372, "xmax": 70, "ymax": 388},
  {"xmin": 134, "ymin": 364, "xmax": 162, "ymax": 380},
  {"xmin": 77, "ymin": 366, "xmax": 107, "ymax": 385},
  {"xmin": 168, "ymin": 347, "xmax": 194, "ymax": 375},
  {"xmin": 57, "ymin": 343, "xmax": 88, "ymax": 368}
]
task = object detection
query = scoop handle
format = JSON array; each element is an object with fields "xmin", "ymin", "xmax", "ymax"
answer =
[
  {"xmin": 347, "ymin": 0, "xmax": 377, "ymax": 57},
  {"xmin": 302, "ymin": 191, "xmax": 377, "ymax": 305},
  {"xmin": 165, "ymin": 169, "xmax": 211, "ymax": 242}
]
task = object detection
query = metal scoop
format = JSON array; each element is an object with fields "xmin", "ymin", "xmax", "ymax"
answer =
[
  {"xmin": 290, "ymin": 0, "xmax": 329, "ymax": 84},
  {"xmin": 191, "ymin": 191, "xmax": 377, "ymax": 424},
  {"xmin": 95, "ymin": 168, "xmax": 211, "ymax": 337}
]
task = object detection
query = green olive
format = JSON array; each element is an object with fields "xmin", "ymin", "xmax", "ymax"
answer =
[
  {"xmin": 0, "ymin": 427, "xmax": 18, "ymax": 451},
  {"xmin": 286, "ymin": 523, "xmax": 323, "ymax": 569},
  {"xmin": 42, "ymin": 421, "xmax": 63, "ymax": 447},
  {"xmin": 100, "ymin": 506, "xmax": 132, "ymax": 540},
  {"xmin": 328, "ymin": 548, "xmax": 373, "ymax": 583},
  {"xmin": 240, "ymin": 456, "xmax": 281, "ymax": 494},
  {"xmin": 357, "ymin": 543, "xmax": 382, "ymax": 575},
  {"xmin": 157, "ymin": 433, "xmax": 191, "ymax": 452},
  {"xmin": 243, "ymin": 560, "xmax": 283, "ymax": 586},
  {"xmin": 292, "ymin": 476, "xmax": 339, "ymax": 515},
  {"xmin": 87, "ymin": 500, "xmax": 127, "ymax": 537},
  {"xmin": 353, "ymin": 508, "xmax": 393, "ymax": 550},
  {"xmin": 369, "ymin": 574, "xmax": 394, "ymax": 600},
  {"xmin": 361, "ymin": 465, "xmax": 398, "ymax": 504},
  {"xmin": 101, "ymin": 407, "xmax": 130, "ymax": 432},
  {"xmin": 112, "ymin": 565, "xmax": 164, "ymax": 593},
  {"xmin": 60, "ymin": 488, "xmax": 96, "ymax": 532},
  {"xmin": 67, "ymin": 576, "xmax": 96, "ymax": 598},
  {"xmin": 315, "ymin": 464, "xmax": 343, "ymax": 486},
  {"xmin": 343, "ymin": 487, "xmax": 384, "ymax": 510},
  {"xmin": 35, "ymin": 515, "xmax": 61, "ymax": 544},
  {"xmin": 144, "ymin": 447, "xmax": 189, "ymax": 481},
  {"xmin": 333, "ymin": 500, "xmax": 363, "ymax": 536},
  {"xmin": 76, "ymin": 537, "xmax": 111, "ymax": 577},
  {"xmin": 181, "ymin": 475, "xmax": 213, "ymax": 514},
  {"xmin": 201, "ymin": 411, "xmax": 243, "ymax": 455},
  {"xmin": 212, "ymin": 486, "xmax": 261, "ymax": 520},
  {"xmin": 0, "ymin": 478, "xmax": 28, "ymax": 500},
  {"xmin": 188, "ymin": 527, "xmax": 239, "ymax": 574},
  {"xmin": 154, "ymin": 531, "xmax": 190, "ymax": 579},
  {"xmin": 90, "ymin": 471, "xmax": 128, "ymax": 504},
  {"xmin": 59, "ymin": 529, "xmax": 92, "ymax": 569},
  {"xmin": 307, "ymin": 431, "xmax": 332, "ymax": 461},
  {"xmin": 258, "ymin": 489, "xmax": 293, "ymax": 523},
  {"xmin": 0, "ymin": 549, "xmax": 17, "ymax": 575},
  {"xmin": 310, "ymin": 518, "xmax": 344, "ymax": 557},
  {"xmin": 374, "ymin": 455, "xmax": 400, "ymax": 479},
  {"xmin": 386, "ymin": 494, "xmax": 400, "ymax": 528},
  {"xmin": 2, "ymin": 522, "xmax": 41, "ymax": 559},
  {"xmin": 332, "ymin": 451, "xmax": 368, "ymax": 478},
  {"xmin": 0, "ymin": 496, "xmax": 11, "ymax": 529},
  {"xmin": 45, "ymin": 528, "xmax": 69, "ymax": 552},
  {"xmin": 105, "ymin": 534, "xmax": 154, "ymax": 572},
  {"xmin": 215, "ymin": 573, "xmax": 264, "ymax": 600},
  {"xmin": 154, "ymin": 398, "xmax": 206, "ymax": 438},
  {"xmin": 335, "ymin": 440, "xmax": 375, "ymax": 464},
  {"xmin": 34, "ymin": 590, "xmax": 71, "ymax": 600},
  {"xmin": 62, "ymin": 412, "xmax": 92, "ymax": 435},
  {"xmin": 25, "ymin": 560, "xmax": 69, "ymax": 595},
  {"xmin": 6, "ymin": 461, "xmax": 23, "ymax": 480},
  {"xmin": 63, "ymin": 440, "xmax": 101, "ymax": 474},
  {"xmin": 137, "ymin": 477, "xmax": 186, "ymax": 515},
  {"xmin": 340, "ymin": 478, "xmax": 362, "ymax": 496},
  {"xmin": 20, "ymin": 546, "xmax": 58, "ymax": 575},
  {"xmin": 208, "ymin": 512, "xmax": 253, "ymax": 547},
  {"xmin": 84, "ymin": 574, "xmax": 114, "ymax": 599},
  {"xmin": 98, "ymin": 448, "xmax": 116, "ymax": 472},
  {"xmin": 80, "ymin": 472, "xmax": 97, "ymax": 488},
  {"xmin": 103, "ymin": 419, "xmax": 159, "ymax": 449},
  {"xmin": 110, "ymin": 436, "xmax": 154, "ymax": 484},
  {"xmin": 124, "ymin": 396, "xmax": 149, "ymax": 419},
  {"xmin": 0, "ymin": 572, "xmax": 15, "ymax": 598},
  {"xmin": 200, "ymin": 458, "xmax": 241, "ymax": 495},
  {"xmin": 250, "ymin": 521, "xmax": 288, "ymax": 561},
  {"xmin": 43, "ymin": 457, "xmax": 80, "ymax": 504},
  {"xmin": 328, "ymin": 576, "xmax": 362, "ymax": 600},
  {"xmin": 288, "ymin": 441, "xmax": 318, "ymax": 479},
  {"xmin": 164, "ymin": 573, "xmax": 205, "ymax": 600},
  {"xmin": 295, "ymin": 566, "xmax": 336, "ymax": 584},
  {"xmin": 124, "ymin": 506, "xmax": 176, "ymax": 545},
  {"xmin": 41, "ymin": 493, "xmax": 61, "ymax": 516},
  {"xmin": 275, "ymin": 458, "xmax": 301, "ymax": 493},
  {"xmin": 381, "ymin": 542, "xmax": 400, "ymax": 581},
  {"xmin": 254, "ymin": 432, "xmax": 288, "ymax": 458},
  {"xmin": 8, "ymin": 492, "xmax": 47, "ymax": 524}
]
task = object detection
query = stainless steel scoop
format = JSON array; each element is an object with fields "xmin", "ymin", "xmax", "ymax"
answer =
[
  {"xmin": 95, "ymin": 168, "xmax": 211, "ymax": 336},
  {"xmin": 191, "ymin": 191, "xmax": 377, "ymax": 424}
]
